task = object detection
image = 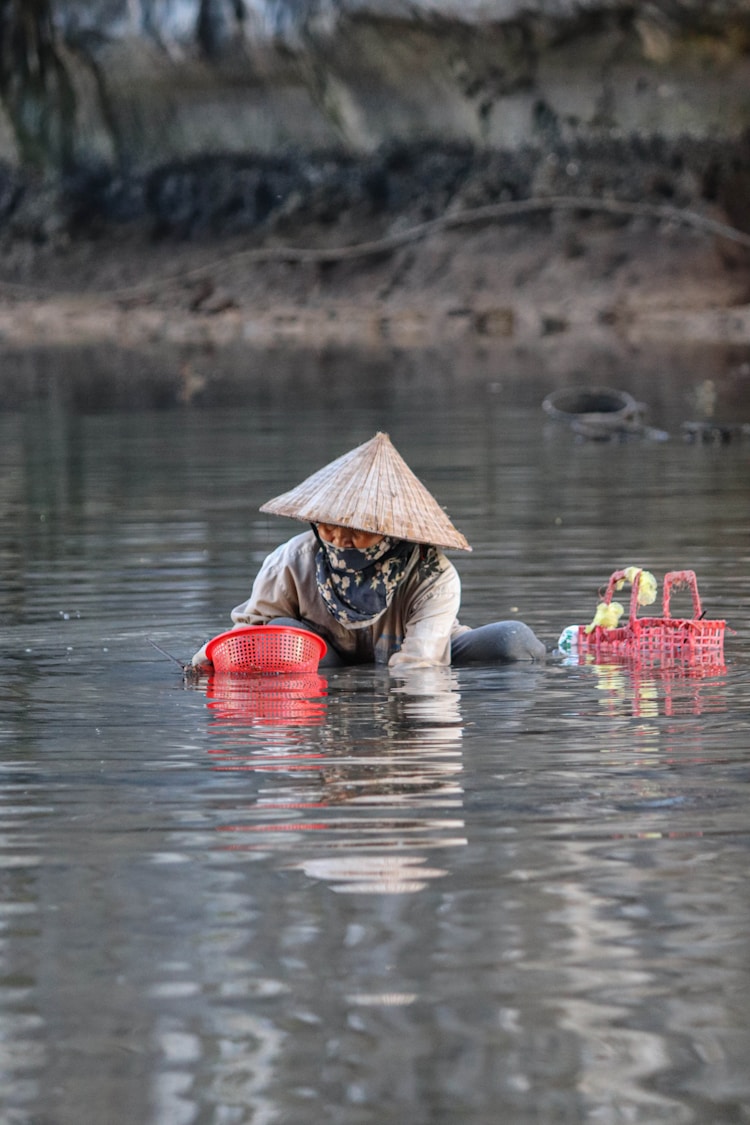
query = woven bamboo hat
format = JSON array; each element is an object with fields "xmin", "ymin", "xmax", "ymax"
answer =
[{"xmin": 260, "ymin": 432, "xmax": 471, "ymax": 551}]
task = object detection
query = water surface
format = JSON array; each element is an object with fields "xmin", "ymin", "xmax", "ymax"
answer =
[{"xmin": 2, "ymin": 361, "xmax": 750, "ymax": 1124}]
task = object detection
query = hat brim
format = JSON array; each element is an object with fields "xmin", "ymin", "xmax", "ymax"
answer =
[{"xmin": 260, "ymin": 432, "xmax": 471, "ymax": 551}]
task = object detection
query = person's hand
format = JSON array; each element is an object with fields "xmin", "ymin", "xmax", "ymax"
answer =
[{"xmin": 190, "ymin": 644, "xmax": 213, "ymax": 674}]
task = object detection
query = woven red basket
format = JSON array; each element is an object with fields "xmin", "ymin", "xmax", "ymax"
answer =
[
  {"xmin": 205, "ymin": 625, "xmax": 327, "ymax": 675},
  {"xmin": 578, "ymin": 569, "xmax": 726, "ymax": 661}
]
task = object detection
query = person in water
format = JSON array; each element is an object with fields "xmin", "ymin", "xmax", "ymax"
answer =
[{"xmin": 191, "ymin": 431, "xmax": 546, "ymax": 671}]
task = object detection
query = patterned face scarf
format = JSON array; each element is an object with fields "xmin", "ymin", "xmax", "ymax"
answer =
[{"xmin": 312, "ymin": 525, "xmax": 416, "ymax": 628}]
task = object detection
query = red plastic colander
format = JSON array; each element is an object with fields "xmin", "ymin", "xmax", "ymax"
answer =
[{"xmin": 205, "ymin": 625, "xmax": 327, "ymax": 675}]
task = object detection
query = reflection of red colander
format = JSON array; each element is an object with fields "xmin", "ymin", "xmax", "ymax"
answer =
[
  {"xmin": 206, "ymin": 672, "xmax": 328, "ymax": 727},
  {"xmin": 205, "ymin": 625, "xmax": 327, "ymax": 675}
]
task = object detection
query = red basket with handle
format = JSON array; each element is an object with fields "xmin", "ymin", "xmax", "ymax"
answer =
[
  {"xmin": 578, "ymin": 569, "xmax": 726, "ymax": 661},
  {"xmin": 205, "ymin": 625, "xmax": 327, "ymax": 675}
]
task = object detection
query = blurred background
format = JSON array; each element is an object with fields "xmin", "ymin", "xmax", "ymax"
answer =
[{"xmin": 0, "ymin": 0, "xmax": 749, "ymax": 411}]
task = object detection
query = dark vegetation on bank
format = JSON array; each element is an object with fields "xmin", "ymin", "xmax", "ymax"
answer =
[
  {"xmin": 1, "ymin": 132, "xmax": 749, "ymax": 254},
  {"xmin": 0, "ymin": 1, "xmax": 748, "ymax": 290}
]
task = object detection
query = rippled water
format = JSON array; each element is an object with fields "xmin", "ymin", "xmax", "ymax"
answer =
[{"xmin": 3, "ymin": 360, "xmax": 750, "ymax": 1124}]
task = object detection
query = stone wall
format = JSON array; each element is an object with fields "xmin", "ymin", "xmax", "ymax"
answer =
[{"xmin": 2, "ymin": 1, "xmax": 750, "ymax": 174}]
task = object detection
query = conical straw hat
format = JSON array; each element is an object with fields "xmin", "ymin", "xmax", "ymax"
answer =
[{"xmin": 260, "ymin": 432, "xmax": 471, "ymax": 551}]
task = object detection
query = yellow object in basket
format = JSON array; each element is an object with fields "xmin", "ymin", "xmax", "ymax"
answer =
[
  {"xmin": 616, "ymin": 566, "xmax": 657, "ymax": 606},
  {"xmin": 584, "ymin": 601, "xmax": 625, "ymax": 633}
]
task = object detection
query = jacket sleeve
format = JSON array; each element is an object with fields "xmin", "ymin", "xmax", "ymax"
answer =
[
  {"xmin": 231, "ymin": 545, "xmax": 301, "ymax": 625},
  {"xmin": 388, "ymin": 562, "xmax": 462, "ymax": 670},
  {"xmin": 190, "ymin": 542, "xmax": 301, "ymax": 668}
]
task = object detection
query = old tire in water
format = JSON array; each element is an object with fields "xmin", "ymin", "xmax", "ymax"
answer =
[{"xmin": 542, "ymin": 386, "xmax": 646, "ymax": 435}]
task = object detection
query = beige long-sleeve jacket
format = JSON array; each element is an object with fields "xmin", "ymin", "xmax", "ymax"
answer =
[{"xmin": 224, "ymin": 531, "xmax": 468, "ymax": 669}]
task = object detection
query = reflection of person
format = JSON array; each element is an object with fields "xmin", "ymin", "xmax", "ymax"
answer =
[{"xmin": 192, "ymin": 432, "xmax": 545, "ymax": 672}]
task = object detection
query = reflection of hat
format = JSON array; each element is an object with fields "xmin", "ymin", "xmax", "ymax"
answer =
[{"xmin": 260, "ymin": 431, "xmax": 471, "ymax": 551}]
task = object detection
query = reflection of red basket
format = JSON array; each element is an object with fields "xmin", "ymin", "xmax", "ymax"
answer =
[
  {"xmin": 572, "ymin": 652, "xmax": 727, "ymax": 717},
  {"xmin": 578, "ymin": 569, "xmax": 726, "ymax": 661},
  {"xmin": 206, "ymin": 625, "xmax": 327, "ymax": 674},
  {"xmin": 206, "ymin": 672, "xmax": 328, "ymax": 726}
]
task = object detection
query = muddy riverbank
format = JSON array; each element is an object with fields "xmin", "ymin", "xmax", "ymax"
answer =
[
  {"xmin": 2, "ymin": 142, "xmax": 750, "ymax": 413},
  {"xmin": 2, "ymin": 197, "xmax": 749, "ymax": 354}
]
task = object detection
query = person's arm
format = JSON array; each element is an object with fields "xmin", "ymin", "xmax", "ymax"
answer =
[
  {"xmin": 191, "ymin": 543, "xmax": 300, "ymax": 668},
  {"xmin": 388, "ymin": 561, "xmax": 462, "ymax": 670},
  {"xmin": 231, "ymin": 556, "xmax": 299, "ymax": 625}
]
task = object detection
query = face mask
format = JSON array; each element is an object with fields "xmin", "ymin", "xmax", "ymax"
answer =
[{"xmin": 312, "ymin": 526, "xmax": 415, "ymax": 628}]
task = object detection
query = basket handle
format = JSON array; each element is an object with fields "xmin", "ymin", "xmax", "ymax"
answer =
[
  {"xmin": 662, "ymin": 570, "xmax": 702, "ymax": 620},
  {"xmin": 601, "ymin": 568, "xmax": 644, "ymax": 624}
]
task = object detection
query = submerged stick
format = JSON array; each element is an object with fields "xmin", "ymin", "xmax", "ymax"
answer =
[
  {"xmin": 148, "ymin": 639, "xmax": 187, "ymax": 669},
  {"xmin": 148, "ymin": 640, "xmax": 204, "ymax": 684}
]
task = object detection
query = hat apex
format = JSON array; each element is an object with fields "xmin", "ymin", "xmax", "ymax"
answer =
[{"xmin": 260, "ymin": 431, "xmax": 471, "ymax": 551}]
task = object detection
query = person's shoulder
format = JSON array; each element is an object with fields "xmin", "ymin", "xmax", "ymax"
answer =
[
  {"xmin": 287, "ymin": 529, "xmax": 317, "ymax": 554},
  {"xmin": 264, "ymin": 530, "xmax": 316, "ymax": 565},
  {"xmin": 405, "ymin": 546, "xmax": 460, "ymax": 595},
  {"xmin": 416, "ymin": 546, "xmax": 459, "ymax": 580}
]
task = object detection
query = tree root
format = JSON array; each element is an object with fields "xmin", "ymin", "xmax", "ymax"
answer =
[{"xmin": 1, "ymin": 193, "xmax": 749, "ymax": 302}]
